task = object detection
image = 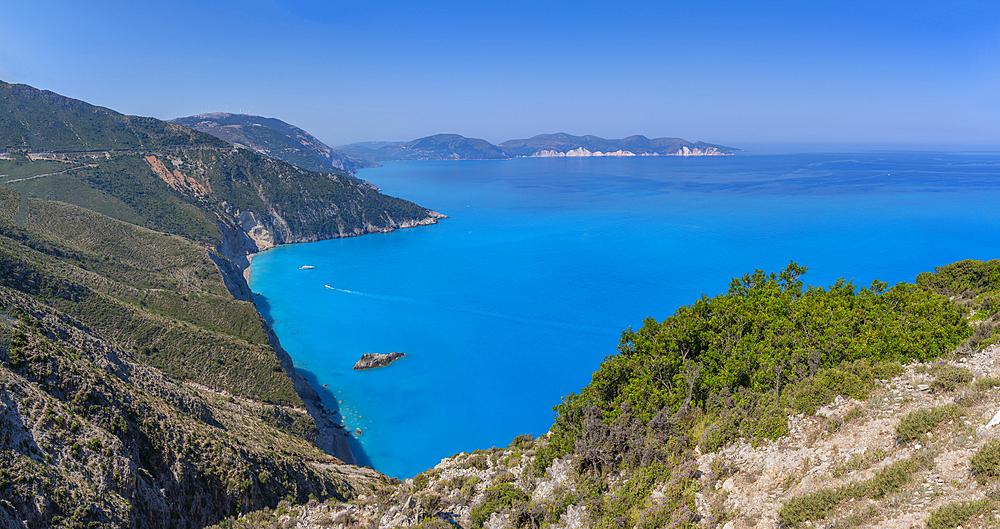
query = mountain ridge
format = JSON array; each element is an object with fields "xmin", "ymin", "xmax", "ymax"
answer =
[{"xmin": 170, "ymin": 112, "xmax": 371, "ymax": 175}]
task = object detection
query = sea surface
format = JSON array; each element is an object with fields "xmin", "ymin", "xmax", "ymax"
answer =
[{"xmin": 249, "ymin": 152, "xmax": 1000, "ymax": 478}]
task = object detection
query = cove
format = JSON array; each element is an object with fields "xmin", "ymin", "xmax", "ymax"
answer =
[{"xmin": 249, "ymin": 153, "xmax": 1000, "ymax": 478}]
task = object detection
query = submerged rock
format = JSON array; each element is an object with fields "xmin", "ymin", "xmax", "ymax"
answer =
[{"xmin": 354, "ymin": 352, "xmax": 405, "ymax": 370}]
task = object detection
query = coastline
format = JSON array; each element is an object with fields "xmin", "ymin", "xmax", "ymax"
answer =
[
  {"xmin": 214, "ymin": 206, "xmax": 448, "ymax": 471},
  {"xmin": 243, "ymin": 247, "xmax": 357, "ymax": 466}
]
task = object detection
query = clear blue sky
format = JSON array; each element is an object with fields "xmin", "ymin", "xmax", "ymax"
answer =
[{"xmin": 2, "ymin": 0, "xmax": 998, "ymax": 150}]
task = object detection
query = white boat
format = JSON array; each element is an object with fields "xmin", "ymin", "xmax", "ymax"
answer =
[{"xmin": 300, "ymin": 265, "xmax": 315, "ymax": 270}]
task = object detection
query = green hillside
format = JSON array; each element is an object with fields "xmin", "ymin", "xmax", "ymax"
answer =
[
  {"xmin": 0, "ymin": 81, "xmax": 226, "ymax": 152},
  {"xmin": 0, "ymin": 185, "xmax": 393, "ymax": 527}
]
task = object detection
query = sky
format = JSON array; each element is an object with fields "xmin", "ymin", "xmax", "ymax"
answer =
[{"xmin": 1, "ymin": 0, "xmax": 998, "ymax": 150}]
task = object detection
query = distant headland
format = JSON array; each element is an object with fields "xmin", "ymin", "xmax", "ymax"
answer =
[{"xmin": 170, "ymin": 111, "xmax": 739, "ymax": 170}]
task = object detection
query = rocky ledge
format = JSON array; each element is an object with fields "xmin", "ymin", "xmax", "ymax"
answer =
[{"xmin": 353, "ymin": 352, "xmax": 405, "ymax": 370}]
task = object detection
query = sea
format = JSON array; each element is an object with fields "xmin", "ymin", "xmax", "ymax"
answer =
[{"xmin": 248, "ymin": 152, "xmax": 1000, "ymax": 478}]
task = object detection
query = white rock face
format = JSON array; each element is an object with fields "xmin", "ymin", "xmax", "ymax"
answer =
[
  {"xmin": 551, "ymin": 504, "xmax": 588, "ymax": 529},
  {"xmin": 531, "ymin": 146, "xmax": 730, "ymax": 157},
  {"xmin": 238, "ymin": 210, "xmax": 276, "ymax": 252},
  {"xmin": 533, "ymin": 148, "xmax": 637, "ymax": 157},
  {"xmin": 485, "ymin": 512, "xmax": 512, "ymax": 529},
  {"xmin": 532, "ymin": 457, "xmax": 574, "ymax": 502}
]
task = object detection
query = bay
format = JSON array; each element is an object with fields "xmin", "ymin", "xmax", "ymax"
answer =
[{"xmin": 248, "ymin": 153, "xmax": 1000, "ymax": 478}]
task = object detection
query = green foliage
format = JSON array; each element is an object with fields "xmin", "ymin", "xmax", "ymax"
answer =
[
  {"xmin": 916, "ymin": 259, "xmax": 1000, "ymax": 296},
  {"xmin": 975, "ymin": 376, "xmax": 1000, "ymax": 390},
  {"xmin": 895, "ymin": 405, "xmax": 961, "ymax": 444},
  {"xmin": 469, "ymin": 482, "xmax": 529, "ymax": 528},
  {"xmin": 925, "ymin": 500, "xmax": 993, "ymax": 529},
  {"xmin": 507, "ymin": 433, "xmax": 535, "ymax": 450},
  {"xmin": 918, "ymin": 259, "xmax": 1000, "ymax": 352},
  {"xmin": 788, "ymin": 359, "xmax": 903, "ymax": 415},
  {"xmin": 970, "ymin": 439, "xmax": 1000, "ymax": 484},
  {"xmin": 560, "ymin": 262, "xmax": 967, "ymax": 431},
  {"xmin": 546, "ymin": 262, "xmax": 968, "ymax": 464},
  {"xmin": 831, "ymin": 448, "xmax": 887, "ymax": 478}
]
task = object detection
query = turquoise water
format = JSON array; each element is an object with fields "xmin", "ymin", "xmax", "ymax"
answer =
[{"xmin": 249, "ymin": 153, "xmax": 1000, "ymax": 478}]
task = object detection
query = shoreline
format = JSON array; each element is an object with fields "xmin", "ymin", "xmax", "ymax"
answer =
[
  {"xmin": 217, "ymin": 206, "xmax": 448, "ymax": 472},
  {"xmin": 247, "ymin": 249, "xmax": 358, "ymax": 466}
]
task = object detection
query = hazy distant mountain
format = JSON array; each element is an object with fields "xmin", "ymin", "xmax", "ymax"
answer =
[
  {"xmin": 499, "ymin": 133, "xmax": 739, "ymax": 157},
  {"xmin": 338, "ymin": 134, "xmax": 511, "ymax": 162},
  {"xmin": 340, "ymin": 132, "xmax": 738, "ymax": 163},
  {"xmin": 171, "ymin": 113, "xmax": 369, "ymax": 174}
]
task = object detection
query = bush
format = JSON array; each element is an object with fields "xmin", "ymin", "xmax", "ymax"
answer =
[
  {"xmin": 926, "ymin": 500, "xmax": 992, "ymax": 529},
  {"xmin": 931, "ymin": 365, "xmax": 973, "ymax": 392},
  {"xmin": 778, "ymin": 456, "xmax": 927, "ymax": 527},
  {"xmin": 895, "ymin": 405, "xmax": 960, "ymax": 444},
  {"xmin": 469, "ymin": 483, "xmax": 529, "ymax": 529},
  {"xmin": 971, "ymin": 439, "xmax": 1000, "ymax": 484},
  {"xmin": 976, "ymin": 376, "xmax": 1000, "ymax": 390}
]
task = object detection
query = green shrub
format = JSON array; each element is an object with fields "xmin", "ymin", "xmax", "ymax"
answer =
[
  {"xmin": 916, "ymin": 259, "xmax": 1000, "ymax": 296},
  {"xmin": 895, "ymin": 405, "xmax": 960, "ymax": 444},
  {"xmin": 975, "ymin": 376, "xmax": 1000, "ymax": 390},
  {"xmin": 926, "ymin": 500, "xmax": 992, "ymax": 529},
  {"xmin": 778, "ymin": 456, "xmax": 927, "ymax": 527},
  {"xmin": 507, "ymin": 433, "xmax": 534, "ymax": 450},
  {"xmin": 779, "ymin": 487, "xmax": 843, "ymax": 528},
  {"xmin": 930, "ymin": 365, "xmax": 973, "ymax": 392},
  {"xmin": 469, "ymin": 483, "xmax": 529, "ymax": 528},
  {"xmin": 831, "ymin": 449, "xmax": 886, "ymax": 478},
  {"xmin": 971, "ymin": 439, "xmax": 1000, "ymax": 484}
]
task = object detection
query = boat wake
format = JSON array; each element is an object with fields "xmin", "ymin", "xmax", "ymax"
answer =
[{"xmin": 323, "ymin": 285, "xmax": 611, "ymax": 335}]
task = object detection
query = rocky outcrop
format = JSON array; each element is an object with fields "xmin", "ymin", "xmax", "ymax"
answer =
[{"xmin": 353, "ymin": 352, "xmax": 405, "ymax": 370}]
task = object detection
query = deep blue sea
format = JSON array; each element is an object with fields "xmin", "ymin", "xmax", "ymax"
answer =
[{"xmin": 249, "ymin": 153, "xmax": 1000, "ymax": 478}]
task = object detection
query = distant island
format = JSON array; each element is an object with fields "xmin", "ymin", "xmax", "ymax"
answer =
[{"xmin": 337, "ymin": 132, "xmax": 739, "ymax": 162}]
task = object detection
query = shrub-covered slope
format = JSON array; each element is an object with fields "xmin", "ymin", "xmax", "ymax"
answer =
[
  {"xmin": 0, "ymin": 187, "xmax": 299, "ymax": 406},
  {"xmin": 0, "ymin": 287, "xmax": 391, "ymax": 529}
]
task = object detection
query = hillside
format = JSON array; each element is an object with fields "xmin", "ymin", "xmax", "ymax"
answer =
[
  {"xmin": 170, "ymin": 113, "xmax": 370, "ymax": 174},
  {"xmin": 0, "ymin": 186, "xmax": 395, "ymax": 528},
  {"xmin": 0, "ymin": 81, "xmax": 446, "ymax": 274},
  {"xmin": 210, "ymin": 344, "xmax": 1000, "ymax": 529},
  {"xmin": 0, "ymin": 81, "xmax": 225, "ymax": 152},
  {"xmin": 0, "ymin": 82, "xmax": 453, "ymax": 527}
]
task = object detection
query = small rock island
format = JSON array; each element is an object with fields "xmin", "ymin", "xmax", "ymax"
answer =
[{"xmin": 353, "ymin": 352, "xmax": 405, "ymax": 370}]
